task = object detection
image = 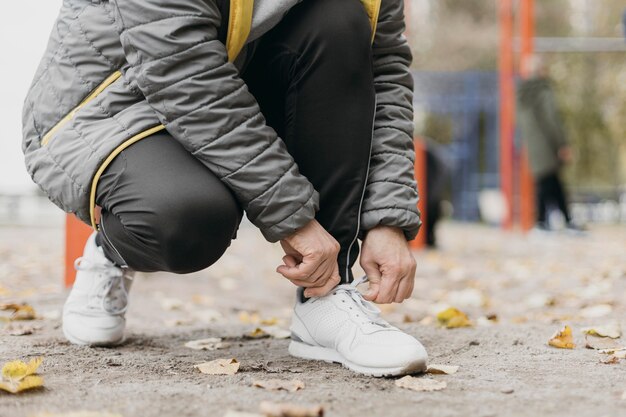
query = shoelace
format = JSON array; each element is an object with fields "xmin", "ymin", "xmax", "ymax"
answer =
[
  {"xmin": 332, "ymin": 276, "xmax": 387, "ymax": 326},
  {"xmin": 74, "ymin": 257, "xmax": 129, "ymax": 315}
]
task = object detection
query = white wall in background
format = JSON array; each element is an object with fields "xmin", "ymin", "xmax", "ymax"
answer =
[{"xmin": 0, "ymin": 1, "xmax": 61, "ymax": 194}]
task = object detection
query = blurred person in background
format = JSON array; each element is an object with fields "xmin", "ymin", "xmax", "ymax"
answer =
[
  {"xmin": 517, "ymin": 55, "xmax": 582, "ymax": 232},
  {"xmin": 21, "ymin": 0, "xmax": 427, "ymax": 377}
]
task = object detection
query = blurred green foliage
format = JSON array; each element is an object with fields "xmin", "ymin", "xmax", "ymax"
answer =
[{"xmin": 408, "ymin": 0, "xmax": 626, "ymax": 193}]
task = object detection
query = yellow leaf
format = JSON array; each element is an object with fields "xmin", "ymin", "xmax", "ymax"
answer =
[
  {"xmin": 194, "ymin": 358, "xmax": 240, "ymax": 375},
  {"xmin": 238, "ymin": 311, "xmax": 260, "ymax": 324},
  {"xmin": 436, "ymin": 307, "xmax": 472, "ymax": 328},
  {"xmin": 2, "ymin": 357, "xmax": 43, "ymax": 381},
  {"xmin": 548, "ymin": 325, "xmax": 575, "ymax": 349},
  {"xmin": 0, "ymin": 303, "xmax": 37, "ymax": 320},
  {"xmin": 581, "ymin": 322, "xmax": 621, "ymax": 339}
]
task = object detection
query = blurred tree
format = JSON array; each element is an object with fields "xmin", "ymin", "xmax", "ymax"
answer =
[{"xmin": 407, "ymin": 0, "xmax": 626, "ymax": 195}]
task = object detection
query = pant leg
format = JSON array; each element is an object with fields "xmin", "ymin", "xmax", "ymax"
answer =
[
  {"xmin": 535, "ymin": 175, "xmax": 549, "ymax": 224},
  {"xmin": 550, "ymin": 172, "xmax": 572, "ymax": 223},
  {"xmin": 96, "ymin": 131, "xmax": 242, "ymax": 273},
  {"xmin": 242, "ymin": 0, "xmax": 375, "ymax": 283}
]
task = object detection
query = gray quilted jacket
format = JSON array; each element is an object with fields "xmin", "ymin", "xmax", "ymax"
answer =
[{"xmin": 22, "ymin": 0, "xmax": 420, "ymax": 242}]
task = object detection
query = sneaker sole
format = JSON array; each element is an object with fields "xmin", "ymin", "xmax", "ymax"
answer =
[
  {"xmin": 62, "ymin": 325, "xmax": 125, "ymax": 347},
  {"xmin": 288, "ymin": 340, "xmax": 427, "ymax": 377}
]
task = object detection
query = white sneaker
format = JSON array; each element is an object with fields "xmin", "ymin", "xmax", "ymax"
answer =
[
  {"xmin": 62, "ymin": 232, "xmax": 133, "ymax": 346},
  {"xmin": 289, "ymin": 276, "xmax": 428, "ymax": 377}
]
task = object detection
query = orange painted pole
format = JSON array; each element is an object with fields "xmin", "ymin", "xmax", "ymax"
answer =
[
  {"xmin": 65, "ymin": 214, "xmax": 93, "ymax": 287},
  {"xmin": 411, "ymin": 138, "xmax": 427, "ymax": 249},
  {"xmin": 499, "ymin": 0, "xmax": 515, "ymax": 230},
  {"xmin": 519, "ymin": 0, "xmax": 536, "ymax": 231}
]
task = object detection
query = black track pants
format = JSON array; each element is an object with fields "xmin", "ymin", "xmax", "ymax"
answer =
[
  {"xmin": 535, "ymin": 171, "xmax": 571, "ymax": 224},
  {"xmin": 97, "ymin": 0, "xmax": 375, "ymax": 281}
]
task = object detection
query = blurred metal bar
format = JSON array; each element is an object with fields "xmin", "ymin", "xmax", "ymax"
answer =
[
  {"xmin": 499, "ymin": 0, "xmax": 515, "ymax": 230},
  {"xmin": 518, "ymin": 0, "xmax": 536, "ymax": 232},
  {"xmin": 515, "ymin": 37, "xmax": 626, "ymax": 53}
]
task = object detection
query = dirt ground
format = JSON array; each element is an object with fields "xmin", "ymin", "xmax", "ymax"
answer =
[{"xmin": 1, "ymin": 221, "xmax": 625, "ymax": 417}]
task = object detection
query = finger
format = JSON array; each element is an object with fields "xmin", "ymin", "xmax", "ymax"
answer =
[
  {"xmin": 304, "ymin": 270, "xmax": 340, "ymax": 298},
  {"xmin": 361, "ymin": 263, "xmax": 381, "ymax": 301},
  {"xmin": 394, "ymin": 274, "xmax": 412, "ymax": 303},
  {"xmin": 276, "ymin": 257, "xmax": 319, "ymax": 281},
  {"xmin": 282, "ymin": 255, "xmax": 298, "ymax": 268},
  {"xmin": 375, "ymin": 268, "xmax": 401, "ymax": 304},
  {"xmin": 304, "ymin": 261, "xmax": 340, "ymax": 297}
]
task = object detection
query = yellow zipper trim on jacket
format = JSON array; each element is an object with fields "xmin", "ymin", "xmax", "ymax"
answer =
[
  {"xmin": 360, "ymin": 0, "xmax": 381, "ymax": 43},
  {"xmin": 226, "ymin": 0, "xmax": 254, "ymax": 62},
  {"xmin": 41, "ymin": 71, "xmax": 123, "ymax": 146},
  {"xmin": 89, "ymin": 124, "xmax": 166, "ymax": 230}
]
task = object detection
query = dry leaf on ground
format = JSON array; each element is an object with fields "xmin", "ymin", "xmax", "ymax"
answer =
[
  {"xmin": 223, "ymin": 411, "xmax": 263, "ymax": 417},
  {"xmin": 184, "ymin": 338, "xmax": 230, "ymax": 351},
  {"xmin": 581, "ymin": 322, "xmax": 621, "ymax": 339},
  {"xmin": 599, "ymin": 356, "xmax": 620, "ymax": 364},
  {"xmin": 426, "ymin": 364, "xmax": 459, "ymax": 375},
  {"xmin": 32, "ymin": 413, "xmax": 123, "ymax": 417},
  {"xmin": 0, "ymin": 303, "xmax": 37, "ymax": 321},
  {"xmin": 259, "ymin": 401, "xmax": 323, "ymax": 417},
  {"xmin": 0, "ymin": 357, "xmax": 44, "ymax": 393},
  {"xmin": 585, "ymin": 335, "xmax": 622, "ymax": 350},
  {"xmin": 548, "ymin": 325, "xmax": 575, "ymax": 349},
  {"xmin": 4, "ymin": 322, "xmax": 42, "ymax": 336},
  {"xmin": 253, "ymin": 379, "xmax": 305, "ymax": 393},
  {"xmin": 239, "ymin": 311, "xmax": 261, "ymax": 324},
  {"xmin": 247, "ymin": 326, "xmax": 290, "ymax": 340},
  {"xmin": 395, "ymin": 376, "xmax": 447, "ymax": 392},
  {"xmin": 580, "ymin": 304, "xmax": 612, "ymax": 319},
  {"xmin": 194, "ymin": 358, "xmax": 240, "ymax": 375},
  {"xmin": 436, "ymin": 307, "xmax": 472, "ymax": 328}
]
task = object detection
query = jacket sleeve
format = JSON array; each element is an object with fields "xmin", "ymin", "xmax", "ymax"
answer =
[
  {"xmin": 110, "ymin": 0, "xmax": 318, "ymax": 242},
  {"xmin": 360, "ymin": 0, "xmax": 421, "ymax": 241}
]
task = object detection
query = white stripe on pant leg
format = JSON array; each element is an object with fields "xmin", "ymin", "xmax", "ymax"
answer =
[{"xmin": 343, "ymin": 98, "xmax": 376, "ymax": 283}]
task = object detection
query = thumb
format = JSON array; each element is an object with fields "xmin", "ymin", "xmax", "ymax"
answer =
[{"xmin": 361, "ymin": 262, "xmax": 381, "ymax": 301}]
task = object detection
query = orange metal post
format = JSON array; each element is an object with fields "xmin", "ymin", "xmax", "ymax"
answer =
[
  {"xmin": 498, "ymin": 0, "xmax": 515, "ymax": 229},
  {"xmin": 519, "ymin": 0, "xmax": 536, "ymax": 231},
  {"xmin": 411, "ymin": 138, "xmax": 427, "ymax": 249},
  {"xmin": 65, "ymin": 214, "xmax": 92, "ymax": 287}
]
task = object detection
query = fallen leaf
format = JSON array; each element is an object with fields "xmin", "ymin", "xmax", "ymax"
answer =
[
  {"xmin": 395, "ymin": 376, "xmax": 447, "ymax": 392},
  {"xmin": 4, "ymin": 322, "xmax": 41, "ymax": 336},
  {"xmin": 0, "ymin": 303, "xmax": 37, "ymax": 320},
  {"xmin": 599, "ymin": 356, "xmax": 620, "ymax": 364},
  {"xmin": 247, "ymin": 326, "xmax": 290, "ymax": 340},
  {"xmin": 585, "ymin": 335, "xmax": 622, "ymax": 350},
  {"xmin": 239, "ymin": 311, "xmax": 261, "ymax": 324},
  {"xmin": 597, "ymin": 347, "xmax": 626, "ymax": 356},
  {"xmin": 259, "ymin": 401, "xmax": 323, "ymax": 417},
  {"xmin": 548, "ymin": 325, "xmax": 575, "ymax": 349},
  {"xmin": 253, "ymin": 379, "xmax": 305, "ymax": 393},
  {"xmin": 164, "ymin": 318, "xmax": 194, "ymax": 327},
  {"xmin": 158, "ymin": 297, "xmax": 184, "ymax": 311},
  {"xmin": 580, "ymin": 304, "xmax": 612, "ymax": 319},
  {"xmin": 32, "ymin": 413, "xmax": 123, "ymax": 417},
  {"xmin": 223, "ymin": 411, "xmax": 263, "ymax": 417},
  {"xmin": 581, "ymin": 322, "xmax": 621, "ymax": 339},
  {"xmin": 426, "ymin": 364, "xmax": 459, "ymax": 375},
  {"xmin": 436, "ymin": 307, "xmax": 472, "ymax": 328},
  {"xmin": 195, "ymin": 358, "xmax": 240, "ymax": 375},
  {"xmin": 0, "ymin": 357, "xmax": 44, "ymax": 393},
  {"xmin": 185, "ymin": 338, "xmax": 230, "ymax": 351}
]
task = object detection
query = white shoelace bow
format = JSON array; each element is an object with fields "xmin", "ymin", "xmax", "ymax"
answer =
[
  {"xmin": 333, "ymin": 276, "xmax": 386, "ymax": 325},
  {"xmin": 74, "ymin": 257, "xmax": 129, "ymax": 315}
]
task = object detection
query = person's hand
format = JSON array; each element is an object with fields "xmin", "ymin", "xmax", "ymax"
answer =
[
  {"xmin": 360, "ymin": 225, "xmax": 416, "ymax": 304},
  {"xmin": 276, "ymin": 219, "xmax": 341, "ymax": 298},
  {"xmin": 558, "ymin": 146, "xmax": 574, "ymax": 164}
]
